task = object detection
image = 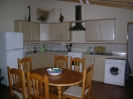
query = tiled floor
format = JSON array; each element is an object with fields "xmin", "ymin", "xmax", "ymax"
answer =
[{"xmin": 0, "ymin": 77, "xmax": 133, "ymax": 99}]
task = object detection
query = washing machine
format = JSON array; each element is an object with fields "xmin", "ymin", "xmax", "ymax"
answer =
[{"xmin": 104, "ymin": 59, "xmax": 126, "ymax": 86}]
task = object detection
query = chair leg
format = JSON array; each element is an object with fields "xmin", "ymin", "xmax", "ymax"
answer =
[{"xmin": 63, "ymin": 95, "xmax": 67, "ymax": 99}]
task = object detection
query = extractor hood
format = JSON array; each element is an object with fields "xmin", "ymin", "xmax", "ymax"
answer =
[{"xmin": 69, "ymin": 5, "xmax": 85, "ymax": 31}]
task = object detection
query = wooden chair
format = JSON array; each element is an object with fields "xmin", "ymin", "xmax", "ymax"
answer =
[
  {"xmin": 63, "ymin": 64, "xmax": 93, "ymax": 99},
  {"xmin": 53, "ymin": 55, "xmax": 68, "ymax": 92},
  {"xmin": 18, "ymin": 56, "xmax": 32, "ymax": 71},
  {"xmin": 26, "ymin": 71, "xmax": 59, "ymax": 99},
  {"xmin": 54, "ymin": 55, "xmax": 68, "ymax": 69},
  {"xmin": 7, "ymin": 66, "xmax": 27, "ymax": 99},
  {"xmin": 70, "ymin": 57, "xmax": 85, "ymax": 73}
]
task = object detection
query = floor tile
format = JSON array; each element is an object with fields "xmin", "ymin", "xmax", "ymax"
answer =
[{"xmin": 0, "ymin": 76, "xmax": 133, "ymax": 99}]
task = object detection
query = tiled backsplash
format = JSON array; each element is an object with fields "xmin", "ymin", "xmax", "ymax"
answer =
[{"xmin": 24, "ymin": 43, "xmax": 127, "ymax": 53}]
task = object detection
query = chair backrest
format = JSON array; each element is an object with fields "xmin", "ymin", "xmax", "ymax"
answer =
[
  {"xmin": 18, "ymin": 56, "xmax": 32, "ymax": 71},
  {"xmin": 54, "ymin": 55, "xmax": 68, "ymax": 69},
  {"xmin": 82, "ymin": 64, "xmax": 93, "ymax": 98},
  {"xmin": 7, "ymin": 66, "xmax": 26, "ymax": 99},
  {"xmin": 70, "ymin": 57, "xmax": 85, "ymax": 73},
  {"xmin": 26, "ymin": 71, "xmax": 49, "ymax": 99}
]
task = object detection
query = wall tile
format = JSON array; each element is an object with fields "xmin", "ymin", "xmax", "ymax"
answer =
[{"xmin": 25, "ymin": 43, "xmax": 127, "ymax": 53}]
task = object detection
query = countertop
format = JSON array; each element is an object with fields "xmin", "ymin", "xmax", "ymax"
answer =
[
  {"xmin": 26, "ymin": 50, "xmax": 126, "ymax": 59},
  {"xmin": 26, "ymin": 50, "xmax": 68, "ymax": 56}
]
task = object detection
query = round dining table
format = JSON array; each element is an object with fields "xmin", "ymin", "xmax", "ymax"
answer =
[{"xmin": 30, "ymin": 67, "xmax": 83, "ymax": 98}]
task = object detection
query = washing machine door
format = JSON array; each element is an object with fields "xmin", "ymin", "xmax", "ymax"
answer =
[{"xmin": 110, "ymin": 66, "xmax": 120, "ymax": 76}]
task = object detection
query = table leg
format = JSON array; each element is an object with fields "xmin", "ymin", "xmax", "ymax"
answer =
[{"xmin": 56, "ymin": 86, "xmax": 62, "ymax": 98}]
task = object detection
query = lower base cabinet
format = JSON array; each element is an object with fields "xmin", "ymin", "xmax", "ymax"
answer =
[
  {"xmin": 93, "ymin": 56, "xmax": 105, "ymax": 82},
  {"xmin": 27, "ymin": 54, "xmax": 38, "ymax": 70},
  {"xmin": 45, "ymin": 53, "xmax": 55, "ymax": 67},
  {"xmin": 37, "ymin": 53, "xmax": 47, "ymax": 68},
  {"xmin": 27, "ymin": 52, "xmax": 67, "ymax": 70},
  {"xmin": 83, "ymin": 55, "xmax": 105, "ymax": 82}
]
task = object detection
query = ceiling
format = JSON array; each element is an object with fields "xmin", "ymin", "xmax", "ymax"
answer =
[{"xmin": 60, "ymin": 0, "xmax": 133, "ymax": 9}]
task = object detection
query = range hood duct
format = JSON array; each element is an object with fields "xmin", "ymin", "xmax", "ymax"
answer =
[{"xmin": 69, "ymin": 5, "xmax": 85, "ymax": 31}]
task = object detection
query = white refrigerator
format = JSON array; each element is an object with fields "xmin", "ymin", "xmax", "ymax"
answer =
[{"xmin": 0, "ymin": 32, "xmax": 23, "ymax": 86}]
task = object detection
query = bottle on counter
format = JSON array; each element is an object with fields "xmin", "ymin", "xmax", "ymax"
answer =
[{"xmin": 87, "ymin": 47, "xmax": 91, "ymax": 54}]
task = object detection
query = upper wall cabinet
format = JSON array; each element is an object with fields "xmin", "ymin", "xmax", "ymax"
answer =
[
  {"xmin": 14, "ymin": 20, "xmax": 40, "ymax": 43},
  {"xmin": 85, "ymin": 19, "xmax": 116, "ymax": 42},
  {"xmin": 49, "ymin": 22, "xmax": 72, "ymax": 41}
]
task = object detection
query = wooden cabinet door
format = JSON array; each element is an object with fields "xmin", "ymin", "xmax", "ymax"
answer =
[
  {"xmin": 93, "ymin": 56, "xmax": 105, "ymax": 82},
  {"xmin": 46, "ymin": 53, "xmax": 55, "ymax": 67},
  {"xmin": 49, "ymin": 23, "xmax": 57, "ymax": 40},
  {"xmin": 24, "ymin": 21, "xmax": 31, "ymax": 41},
  {"xmin": 57, "ymin": 23, "xmax": 62, "ymax": 40},
  {"xmin": 49, "ymin": 23, "xmax": 72, "ymax": 41},
  {"xmin": 27, "ymin": 54, "xmax": 38, "ymax": 70},
  {"xmin": 82, "ymin": 55, "xmax": 93, "ymax": 68},
  {"xmin": 31, "ymin": 22, "xmax": 40, "ymax": 41},
  {"xmin": 14, "ymin": 20, "xmax": 31, "ymax": 42},
  {"xmin": 60, "ymin": 23, "xmax": 72, "ymax": 41},
  {"xmin": 99, "ymin": 19, "xmax": 115, "ymax": 41},
  {"xmin": 37, "ymin": 53, "xmax": 47, "ymax": 68},
  {"xmin": 85, "ymin": 20, "xmax": 99, "ymax": 41}
]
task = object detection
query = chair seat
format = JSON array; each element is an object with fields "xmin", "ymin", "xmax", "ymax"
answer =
[
  {"xmin": 13, "ymin": 87, "xmax": 34, "ymax": 99},
  {"xmin": 63, "ymin": 86, "xmax": 89, "ymax": 98}
]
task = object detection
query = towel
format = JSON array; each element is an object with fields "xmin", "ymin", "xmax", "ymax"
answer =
[{"xmin": 125, "ymin": 57, "xmax": 132, "ymax": 80}]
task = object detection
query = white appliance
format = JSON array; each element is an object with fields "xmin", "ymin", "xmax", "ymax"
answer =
[
  {"xmin": 128, "ymin": 24, "xmax": 133, "ymax": 76},
  {"xmin": 0, "ymin": 32, "xmax": 23, "ymax": 86},
  {"xmin": 104, "ymin": 59, "xmax": 126, "ymax": 86},
  {"xmin": 67, "ymin": 51, "xmax": 84, "ymax": 72}
]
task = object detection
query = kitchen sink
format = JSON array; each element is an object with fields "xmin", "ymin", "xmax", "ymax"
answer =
[{"xmin": 90, "ymin": 52, "xmax": 112, "ymax": 56}]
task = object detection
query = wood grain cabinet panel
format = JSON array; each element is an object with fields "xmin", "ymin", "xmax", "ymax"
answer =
[
  {"xmin": 85, "ymin": 19, "xmax": 116, "ymax": 42},
  {"xmin": 37, "ymin": 53, "xmax": 47, "ymax": 68},
  {"xmin": 14, "ymin": 20, "xmax": 40, "ymax": 43},
  {"xmin": 27, "ymin": 54, "xmax": 38, "ymax": 70},
  {"xmin": 49, "ymin": 22, "xmax": 72, "ymax": 41},
  {"xmin": 93, "ymin": 56, "xmax": 105, "ymax": 82}
]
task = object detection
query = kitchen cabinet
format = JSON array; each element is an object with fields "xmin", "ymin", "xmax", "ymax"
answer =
[
  {"xmin": 40, "ymin": 24, "xmax": 49, "ymax": 41},
  {"xmin": 27, "ymin": 54, "xmax": 38, "ymax": 70},
  {"xmin": 37, "ymin": 53, "xmax": 47, "ymax": 68},
  {"xmin": 85, "ymin": 19, "xmax": 116, "ymax": 42},
  {"xmin": 45, "ymin": 53, "xmax": 55, "ymax": 67},
  {"xmin": 82, "ymin": 55, "xmax": 93, "ymax": 68},
  {"xmin": 31, "ymin": 22, "xmax": 40, "ymax": 41},
  {"xmin": 46, "ymin": 52, "xmax": 67, "ymax": 67},
  {"xmin": 14, "ymin": 20, "xmax": 40, "ymax": 43},
  {"xmin": 93, "ymin": 56, "xmax": 105, "ymax": 82},
  {"xmin": 49, "ymin": 22, "xmax": 72, "ymax": 41}
]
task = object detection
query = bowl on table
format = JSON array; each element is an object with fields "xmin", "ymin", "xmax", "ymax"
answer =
[{"xmin": 47, "ymin": 68, "xmax": 62, "ymax": 76}]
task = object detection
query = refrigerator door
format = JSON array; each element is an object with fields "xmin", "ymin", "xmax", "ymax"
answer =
[
  {"xmin": 1, "ymin": 49, "xmax": 23, "ymax": 86},
  {"xmin": 6, "ymin": 32, "xmax": 23, "ymax": 50}
]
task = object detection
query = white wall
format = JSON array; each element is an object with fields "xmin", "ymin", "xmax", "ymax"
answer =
[
  {"xmin": 43, "ymin": 0, "xmax": 133, "ymax": 43},
  {"xmin": 0, "ymin": 0, "xmax": 133, "ymax": 43},
  {"xmin": 0, "ymin": 0, "xmax": 43, "ymax": 32}
]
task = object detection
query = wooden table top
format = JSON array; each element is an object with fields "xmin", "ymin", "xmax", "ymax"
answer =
[{"xmin": 30, "ymin": 67, "xmax": 83, "ymax": 86}]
